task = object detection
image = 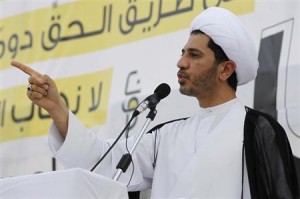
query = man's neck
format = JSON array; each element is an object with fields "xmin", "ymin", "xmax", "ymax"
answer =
[{"xmin": 198, "ymin": 89, "xmax": 236, "ymax": 108}]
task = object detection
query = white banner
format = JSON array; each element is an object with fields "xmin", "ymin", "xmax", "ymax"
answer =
[{"xmin": 0, "ymin": 0, "xmax": 299, "ymax": 188}]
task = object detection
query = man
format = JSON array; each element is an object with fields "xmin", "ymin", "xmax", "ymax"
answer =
[{"xmin": 12, "ymin": 7, "xmax": 298, "ymax": 199}]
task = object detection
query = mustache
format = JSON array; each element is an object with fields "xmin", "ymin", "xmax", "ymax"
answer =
[{"xmin": 177, "ymin": 70, "xmax": 189, "ymax": 78}]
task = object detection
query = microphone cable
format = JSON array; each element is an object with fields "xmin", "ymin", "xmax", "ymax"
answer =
[
  {"xmin": 125, "ymin": 127, "xmax": 135, "ymax": 187},
  {"xmin": 90, "ymin": 99, "xmax": 146, "ymax": 172}
]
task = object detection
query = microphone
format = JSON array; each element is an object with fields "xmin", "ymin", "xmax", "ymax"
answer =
[
  {"xmin": 90, "ymin": 83, "xmax": 170, "ymax": 173},
  {"xmin": 133, "ymin": 83, "xmax": 171, "ymax": 117}
]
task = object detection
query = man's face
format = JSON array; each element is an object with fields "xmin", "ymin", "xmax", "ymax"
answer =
[{"xmin": 177, "ymin": 33, "xmax": 219, "ymax": 98}]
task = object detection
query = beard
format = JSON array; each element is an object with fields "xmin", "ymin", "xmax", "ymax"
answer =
[{"xmin": 179, "ymin": 63, "xmax": 219, "ymax": 98}]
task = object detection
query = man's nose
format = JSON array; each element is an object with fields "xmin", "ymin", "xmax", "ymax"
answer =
[{"xmin": 177, "ymin": 55, "xmax": 189, "ymax": 69}]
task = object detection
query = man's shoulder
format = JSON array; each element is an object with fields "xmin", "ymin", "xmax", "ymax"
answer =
[
  {"xmin": 243, "ymin": 106, "xmax": 290, "ymax": 151},
  {"xmin": 245, "ymin": 106, "xmax": 276, "ymax": 121},
  {"xmin": 244, "ymin": 106, "xmax": 285, "ymax": 134},
  {"xmin": 146, "ymin": 117, "xmax": 189, "ymax": 134}
]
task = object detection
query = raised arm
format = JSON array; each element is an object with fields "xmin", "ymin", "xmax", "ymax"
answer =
[{"xmin": 11, "ymin": 60, "xmax": 69, "ymax": 138}]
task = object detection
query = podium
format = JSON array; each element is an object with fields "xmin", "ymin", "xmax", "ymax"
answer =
[{"xmin": 0, "ymin": 168, "xmax": 128, "ymax": 199}]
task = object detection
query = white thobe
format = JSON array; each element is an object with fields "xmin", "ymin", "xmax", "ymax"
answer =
[{"xmin": 49, "ymin": 98, "xmax": 251, "ymax": 198}]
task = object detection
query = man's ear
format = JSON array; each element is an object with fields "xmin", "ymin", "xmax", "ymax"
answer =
[{"xmin": 219, "ymin": 60, "xmax": 236, "ymax": 81}]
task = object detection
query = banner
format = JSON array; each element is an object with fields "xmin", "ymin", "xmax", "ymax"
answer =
[{"xmin": 0, "ymin": 0, "xmax": 299, "ymax": 192}]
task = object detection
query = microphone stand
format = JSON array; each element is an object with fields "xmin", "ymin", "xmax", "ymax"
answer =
[{"xmin": 112, "ymin": 107, "xmax": 157, "ymax": 181}]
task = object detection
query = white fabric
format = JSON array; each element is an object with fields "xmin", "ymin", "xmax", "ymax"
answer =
[
  {"xmin": 0, "ymin": 168, "xmax": 128, "ymax": 199},
  {"xmin": 49, "ymin": 98, "xmax": 251, "ymax": 198},
  {"xmin": 190, "ymin": 7, "xmax": 259, "ymax": 85}
]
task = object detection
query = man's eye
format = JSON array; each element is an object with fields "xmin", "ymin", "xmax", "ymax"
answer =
[{"xmin": 190, "ymin": 53, "xmax": 198, "ymax": 57}]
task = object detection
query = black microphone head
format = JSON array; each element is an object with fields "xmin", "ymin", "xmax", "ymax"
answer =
[{"xmin": 154, "ymin": 83, "xmax": 171, "ymax": 100}]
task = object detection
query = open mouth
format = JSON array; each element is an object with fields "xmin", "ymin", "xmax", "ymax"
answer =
[{"xmin": 177, "ymin": 72, "xmax": 188, "ymax": 84}]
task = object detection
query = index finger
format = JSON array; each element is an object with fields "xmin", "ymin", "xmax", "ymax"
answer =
[{"xmin": 11, "ymin": 60, "xmax": 41, "ymax": 77}]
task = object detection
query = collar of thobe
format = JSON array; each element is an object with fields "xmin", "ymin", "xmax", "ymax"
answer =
[{"xmin": 198, "ymin": 98, "xmax": 239, "ymax": 116}]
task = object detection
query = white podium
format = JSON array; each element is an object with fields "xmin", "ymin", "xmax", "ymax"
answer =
[{"xmin": 0, "ymin": 168, "xmax": 128, "ymax": 199}]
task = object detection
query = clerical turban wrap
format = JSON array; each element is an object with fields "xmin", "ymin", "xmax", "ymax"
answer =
[{"xmin": 190, "ymin": 7, "xmax": 259, "ymax": 86}]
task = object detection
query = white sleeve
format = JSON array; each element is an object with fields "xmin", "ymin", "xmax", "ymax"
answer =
[
  {"xmin": 48, "ymin": 110, "xmax": 154, "ymax": 190},
  {"xmin": 48, "ymin": 110, "xmax": 108, "ymax": 170}
]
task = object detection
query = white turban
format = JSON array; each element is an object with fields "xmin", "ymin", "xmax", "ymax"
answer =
[{"xmin": 190, "ymin": 7, "xmax": 259, "ymax": 85}]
